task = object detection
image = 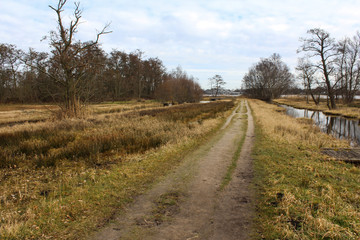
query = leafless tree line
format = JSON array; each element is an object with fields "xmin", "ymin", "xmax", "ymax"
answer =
[
  {"xmin": 297, "ymin": 28, "xmax": 360, "ymax": 109},
  {"xmin": 0, "ymin": 0, "xmax": 202, "ymax": 117},
  {"xmin": 0, "ymin": 44, "xmax": 178, "ymax": 102},
  {"xmin": 154, "ymin": 66, "xmax": 203, "ymax": 104},
  {"xmin": 0, "ymin": 44, "xmax": 201, "ymax": 102}
]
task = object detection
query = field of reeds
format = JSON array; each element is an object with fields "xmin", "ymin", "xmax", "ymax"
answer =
[
  {"xmin": 0, "ymin": 104, "xmax": 57, "ymax": 126},
  {"xmin": 0, "ymin": 100, "xmax": 163, "ymax": 126},
  {"xmin": 0, "ymin": 100, "xmax": 236, "ymax": 239},
  {"xmin": 250, "ymin": 99, "xmax": 360, "ymax": 239},
  {"xmin": 274, "ymin": 96, "xmax": 360, "ymax": 119}
]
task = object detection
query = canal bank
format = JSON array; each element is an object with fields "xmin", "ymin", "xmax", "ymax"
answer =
[
  {"xmin": 279, "ymin": 104, "xmax": 360, "ymax": 146},
  {"xmin": 274, "ymin": 97, "xmax": 360, "ymax": 119}
]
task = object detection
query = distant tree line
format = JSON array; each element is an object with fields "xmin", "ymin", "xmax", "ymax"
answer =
[
  {"xmin": 0, "ymin": 44, "xmax": 201, "ymax": 104},
  {"xmin": 154, "ymin": 66, "xmax": 203, "ymax": 103},
  {"xmin": 0, "ymin": 0, "xmax": 202, "ymax": 118},
  {"xmin": 242, "ymin": 28, "xmax": 360, "ymax": 109}
]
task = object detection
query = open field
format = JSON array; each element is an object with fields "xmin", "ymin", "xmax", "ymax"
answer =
[
  {"xmin": 0, "ymin": 99, "xmax": 236, "ymax": 239},
  {"xmin": 0, "ymin": 104, "xmax": 58, "ymax": 126},
  {"xmin": 4, "ymin": 97, "xmax": 359, "ymax": 239},
  {"xmin": 0, "ymin": 101, "xmax": 164, "ymax": 126},
  {"xmin": 274, "ymin": 96, "xmax": 360, "ymax": 119},
  {"xmin": 250, "ymin": 99, "xmax": 360, "ymax": 239}
]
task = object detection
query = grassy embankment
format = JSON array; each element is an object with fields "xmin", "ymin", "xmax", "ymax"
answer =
[
  {"xmin": 250, "ymin": 99, "xmax": 360, "ymax": 239},
  {"xmin": 274, "ymin": 96, "xmax": 360, "ymax": 119},
  {"xmin": 0, "ymin": 100, "xmax": 236, "ymax": 239}
]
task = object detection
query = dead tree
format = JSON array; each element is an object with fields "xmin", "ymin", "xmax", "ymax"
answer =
[
  {"xmin": 48, "ymin": 0, "xmax": 111, "ymax": 117},
  {"xmin": 298, "ymin": 28, "xmax": 339, "ymax": 109},
  {"xmin": 296, "ymin": 58, "xmax": 320, "ymax": 105},
  {"xmin": 336, "ymin": 34, "xmax": 360, "ymax": 104},
  {"xmin": 209, "ymin": 74, "xmax": 226, "ymax": 97}
]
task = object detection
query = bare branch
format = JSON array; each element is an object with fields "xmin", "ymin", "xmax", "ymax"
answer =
[{"xmin": 95, "ymin": 22, "xmax": 113, "ymax": 44}]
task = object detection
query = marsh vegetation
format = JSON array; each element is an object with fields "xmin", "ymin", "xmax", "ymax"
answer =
[
  {"xmin": 250, "ymin": 99, "xmax": 360, "ymax": 239},
  {"xmin": 0, "ymin": 100, "xmax": 235, "ymax": 239}
]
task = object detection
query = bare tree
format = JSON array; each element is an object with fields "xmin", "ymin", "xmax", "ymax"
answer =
[
  {"xmin": 336, "ymin": 33, "xmax": 360, "ymax": 103},
  {"xmin": 209, "ymin": 74, "xmax": 225, "ymax": 97},
  {"xmin": 243, "ymin": 53, "xmax": 294, "ymax": 101},
  {"xmin": 21, "ymin": 48, "xmax": 50, "ymax": 102},
  {"xmin": 155, "ymin": 66, "xmax": 202, "ymax": 103},
  {"xmin": 296, "ymin": 58, "xmax": 320, "ymax": 105},
  {"xmin": 0, "ymin": 44, "xmax": 23, "ymax": 102},
  {"xmin": 127, "ymin": 50, "xmax": 144, "ymax": 99},
  {"xmin": 298, "ymin": 28, "xmax": 339, "ymax": 109},
  {"xmin": 142, "ymin": 57, "xmax": 166, "ymax": 97},
  {"xmin": 47, "ymin": 0, "xmax": 111, "ymax": 117}
]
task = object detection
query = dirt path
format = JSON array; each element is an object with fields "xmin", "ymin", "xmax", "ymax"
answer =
[
  {"xmin": 89, "ymin": 100, "xmax": 255, "ymax": 240},
  {"xmin": 210, "ymin": 100, "xmax": 255, "ymax": 240}
]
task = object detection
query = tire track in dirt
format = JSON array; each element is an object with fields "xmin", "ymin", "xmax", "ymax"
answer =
[
  {"xmin": 209, "ymin": 100, "xmax": 255, "ymax": 240},
  {"xmin": 89, "ymin": 100, "xmax": 254, "ymax": 240}
]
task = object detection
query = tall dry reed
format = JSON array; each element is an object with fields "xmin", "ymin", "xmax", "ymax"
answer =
[{"xmin": 0, "ymin": 100, "xmax": 235, "ymax": 239}]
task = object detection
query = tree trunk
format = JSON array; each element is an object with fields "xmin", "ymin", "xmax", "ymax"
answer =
[
  {"xmin": 308, "ymin": 85, "xmax": 319, "ymax": 105},
  {"xmin": 321, "ymin": 52, "xmax": 336, "ymax": 109}
]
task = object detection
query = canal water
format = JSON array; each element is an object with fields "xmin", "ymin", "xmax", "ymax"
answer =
[{"xmin": 280, "ymin": 105, "xmax": 360, "ymax": 146}]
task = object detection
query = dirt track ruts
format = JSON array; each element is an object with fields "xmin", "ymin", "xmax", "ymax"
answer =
[{"xmin": 89, "ymin": 100, "xmax": 255, "ymax": 240}]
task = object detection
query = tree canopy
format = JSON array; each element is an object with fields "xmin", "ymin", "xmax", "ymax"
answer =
[{"xmin": 243, "ymin": 53, "xmax": 294, "ymax": 101}]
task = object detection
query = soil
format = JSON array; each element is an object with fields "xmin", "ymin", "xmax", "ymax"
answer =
[{"xmin": 89, "ymin": 100, "xmax": 255, "ymax": 240}]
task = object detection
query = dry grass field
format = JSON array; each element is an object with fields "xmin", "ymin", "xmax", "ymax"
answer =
[
  {"xmin": 250, "ymin": 99, "xmax": 360, "ymax": 239},
  {"xmin": 4, "ymin": 98, "xmax": 359, "ymax": 239},
  {"xmin": 0, "ymin": 104, "xmax": 57, "ymax": 126},
  {"xmin": 0, "ymin": 99, "xmax": 236, "ymax": 239},
  {"xmin": 0, "ymin": 101, "xmax": 163, "ymax": 126}
]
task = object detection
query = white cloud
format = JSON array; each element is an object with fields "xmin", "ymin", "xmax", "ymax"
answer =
[{"xmin": 1, "ymin": 0, "xmax": 360, "ymax": 89}]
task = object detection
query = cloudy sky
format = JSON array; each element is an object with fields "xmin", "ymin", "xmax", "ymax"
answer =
[{"xmin": 1, "ymin": 0, "xmax": 360, "ymax": 89}]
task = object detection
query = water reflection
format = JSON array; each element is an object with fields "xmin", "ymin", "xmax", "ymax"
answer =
[{"xmin": 280, "ymin": 105, "xmax": 360, "ymax": 146}]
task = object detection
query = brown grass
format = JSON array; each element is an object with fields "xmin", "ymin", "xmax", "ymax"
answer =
[
  {"xmin": 0, "ymin": 100, "xmax": 163, "ymax": 126},
  {"xmin": 250, "ymin": 99, "xmax": 360, "ymax": 239},
  {"xmin": 0, "ymin": 100, "xmax": 236, "ymax": 239}
]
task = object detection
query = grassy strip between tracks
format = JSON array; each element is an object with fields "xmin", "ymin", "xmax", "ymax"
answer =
[
  {"xmin": 220, "ymin": 102, "xmax": 248, "ymax": 190},
  {"xmin": 250, "ymin": 99, "xmax": 360, "ymax": 239}
]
